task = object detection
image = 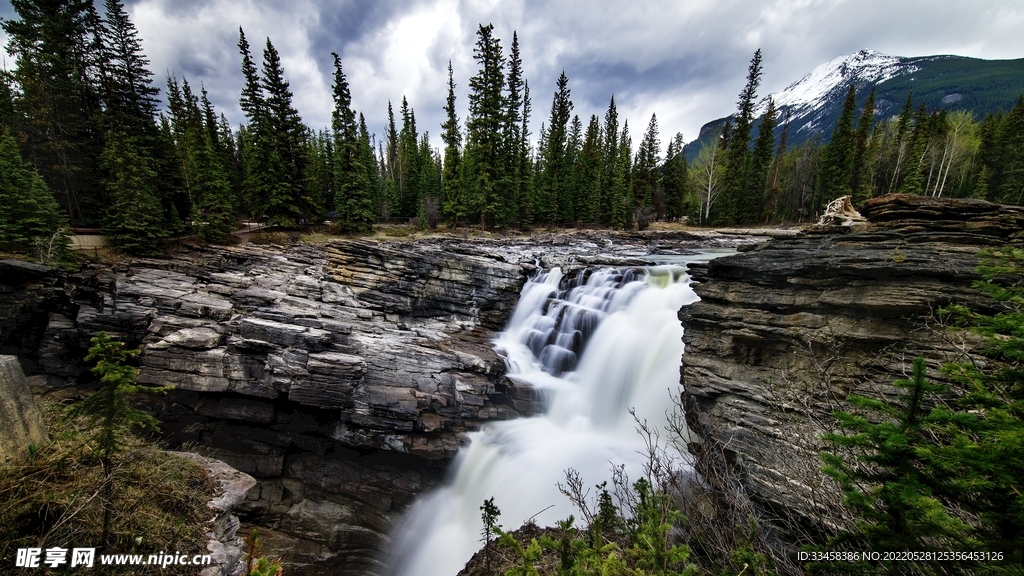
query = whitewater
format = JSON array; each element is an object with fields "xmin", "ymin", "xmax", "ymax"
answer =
[{"xmin": 387, "ymin": 257, "xmax": 715, "ymax": 576}]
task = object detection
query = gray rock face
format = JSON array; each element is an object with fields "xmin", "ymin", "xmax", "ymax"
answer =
[
  {"xmin": 13, "ymin": 231, "xmax": 754, "ymax": 575},
  {"xmin": 679, "ymin": 194, "xmax": 1024, "ymax": 546},
  {"xmin": 52, "ymin": 240, "xmax": 536, "ymax": 575},
  {"xmin": 0, "ymin": 355, "xmax": 48, "ymax": 467}
]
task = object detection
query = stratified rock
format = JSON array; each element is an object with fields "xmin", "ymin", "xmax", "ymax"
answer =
[{"xmin": 679, "ymin": 194, "xmax": 1022, "ymax": 550}]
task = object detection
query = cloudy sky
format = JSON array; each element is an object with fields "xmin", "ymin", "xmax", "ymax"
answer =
[{"xmin": 1, "ymin": 0, "xmax": 1022, "ymax": 152}]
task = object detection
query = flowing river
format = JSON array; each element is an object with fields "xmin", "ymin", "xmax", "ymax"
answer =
[{"xmin": 387, "ymin": 252, "xmax": 728, "ymax": 576}]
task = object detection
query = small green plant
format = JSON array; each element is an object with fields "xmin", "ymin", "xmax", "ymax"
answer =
[
  {"xmin": 66, "ymin": 332, "xmax": 171, "ymax": 549},
  {"xmin": 481, "ymin": 497, "xmax": 502, "ymax": 573},
  {"xmin": 885, "ymin": 247, "xmax": 906, "ymax": 263},
  {"xmin": 244, "ymin": 528, "xmax": 284, "ymax": 576}
]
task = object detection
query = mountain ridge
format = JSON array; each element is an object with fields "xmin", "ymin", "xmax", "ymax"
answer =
[{"xmin": 685, "ymin": 49, "xmax": 1024, "ymax": 159}]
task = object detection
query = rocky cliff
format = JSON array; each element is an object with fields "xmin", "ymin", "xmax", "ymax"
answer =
[
  {"xmin": 679, "ymin": 195, "xmax": 1024, "ymax": 549},
  {"xmin": 3, "ymin": 230, "xmax": 739, "ymax": 575}
]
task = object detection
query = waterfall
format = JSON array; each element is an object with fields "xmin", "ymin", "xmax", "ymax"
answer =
[{"xmin": 387, "ymin": 257, "xmax": 715, "ymax": 576}]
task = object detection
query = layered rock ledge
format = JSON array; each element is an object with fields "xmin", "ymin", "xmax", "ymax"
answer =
[
  {"xmin": 4, "ymin": 230, "xmax": 747, "ymax": 575},
  {"xmin": 679, "ymin": 194, "xmax": 1024, "ymax": 547}
]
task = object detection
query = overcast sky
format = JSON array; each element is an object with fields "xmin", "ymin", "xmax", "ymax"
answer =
[{"xmin": 2, "ymin": 0, "xmax": 1022, "ymax": 153}]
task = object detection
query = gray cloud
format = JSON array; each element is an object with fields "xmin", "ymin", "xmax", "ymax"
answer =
[{"xmin": 2, "ymin": 0, "xmax": 1022, "ymax": 154}]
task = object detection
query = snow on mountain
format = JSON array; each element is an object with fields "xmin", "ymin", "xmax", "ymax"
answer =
[{"xmin": 754, "ymin": 49, "xmax": 915, "ymax": 119}]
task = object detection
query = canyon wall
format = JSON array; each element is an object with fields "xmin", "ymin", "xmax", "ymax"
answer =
[{"xmin": 679, "ymin": 195, "xmax": 1024, "ymax": 547}]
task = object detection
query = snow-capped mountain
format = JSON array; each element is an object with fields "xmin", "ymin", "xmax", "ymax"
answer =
[
  {"xmin": 753, "ymin": 49, "xmax": 915, "ymax": 129},
  {"xmin": 686, "ymin": 49, "xmax": 1024, "ymax": 158}
]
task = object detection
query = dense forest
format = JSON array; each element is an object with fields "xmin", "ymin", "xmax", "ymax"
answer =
[{"xmin": 1, "ymin": 0, "xmax": 1024, "ymax": 256}]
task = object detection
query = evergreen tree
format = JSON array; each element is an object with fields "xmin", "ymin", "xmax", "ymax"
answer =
[
  {"xmin": 599, "ymin": 96, "xmax": 620, "ymax": 226},
  {"xmin": 98, "ymin": 0, "xmax": 158, "ymax": 131},
  {"xmin": 382, "ymin": 101, "xmax": 400, "ymax": 219},
  {"xmin": 4, "ymin": 0, "xmax": 105, "ymax": 224},
  {"xmin": 441, "ymin": 62, "xmax": 465, "ymax": 226},
  {"xmin": 330, "ymin": 53, "xmax": 373, "ymax": 233},
  {"xmin": 743, "ymin": 98, "xmax": 776, "ymax": 224},
  {"xmin": 718, "ymin": 49, "xmax": 763, "ymax": 225},
  {"xmin": 501, "ymin": 31, "xmax": 527, "ymax": 226},
  {"xmin": 611, "ymin": 121, "xmax": 633, "ymax": 229},
  {"xmin": 100, "ymin": 128, "xmax": 165, "ymax": 255},
  {"xmin": 897, "ymin": 104, "xmax": 929, "ymax": 196},
  {"xmin": 0, "ymin": 126, "xmax": 66, "ymax": 252},
  {"xmin": 236, "ymin": 28, "xmax": 269, "ymax": 220},
  {"xmin": 397, "ymin": 96, "xmax": 421, "ymax": 217},
  {"xmin": 357, "ymin": 114, "xmax": 381, "ymax": 220},
  {"xmin": 662, "ymin": 132, "xmax": 688, "ymax": 220},
  {"xmin": 993, "ymin": 97, "xmax": 1024, "ymax": 205},
  {"xmin": 578, "ymin": 115, "xmax": 604, "ymax": 223},
  {"xmin": 817, "ymin": 84, "xmax": 857, "ymax": 211},
  {"xmin": 632, "ymin": 113, "xmax": 661, "ymax": 216},
  {"xmin": 850, "ymin": 88, "xmax": 875, "ymax": 206},
  {"xmin": 465, "ymin": 23, "xmax": 505, "ymax": 228},
  {"xmin": 261, "ymin": 37, "xmax": 313, "ymax": 225},
  {"xmin": 819, "ymin": 358, "xmax": 969, "ymax": 574},
  {"xmin": 537, "ymin": 71, "xmax": 573, "ymax": 224}
]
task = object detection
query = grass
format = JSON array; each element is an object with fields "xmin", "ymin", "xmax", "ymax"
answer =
[{"xmin": 0, "ymin": 401, "xmax": 214, "ymax": 575}]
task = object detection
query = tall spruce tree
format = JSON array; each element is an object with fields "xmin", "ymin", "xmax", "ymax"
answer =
[
  {"xmin": 0, "ymin": 126, "xmax": 66, "ymax": 252},
  {"xmin": 100, "ymin": 129, "xmax": 165, "ymax": 254},
  {"xmin": 850, "ymin": 88, "xmax": 876, "ymax": 206},
  {"xmin": 817, "ymin": 85, "xmax": 858, "ymax": 210},
  {"xmin": 501, "ymin": 31, "xmax": 526, "ymax": 225},
  {"xmin": 744, "ymin": 98, "xmax": 777, "ymax": 224},
  {"xmin": 4, "ymin": 0, "xmax": 105, "ymax": 224},
  {"xmin": 719, "ymin": 49, "xmax": 763, "ymax": 225},
  {"xmin": 578, "ymin": 115, "xmax": 604, "ymax": 223},
  {"xmin": 632, "ymin": 113, "xmax": 661, "ymax": 216},
  {"xmin": 330, "ymin": 53, "xmax": 373, "ymax": 233},
  {"xmin": 465, "ymin": 23, "xmax": 505, "ymax": 228},
  {"xmin": 537, "ymin": 71, "xmax": 573, "ymax": 224},
  {"xmin": 397, "ymin": 96, "xmax": 421, "ymax": 218},
  {"xmin": 261, "ymin": 37, "xmax": 313, "ymax": 225},
  {"xmin": 441, "ymin": 62, "xmax": 465, "ymax": 226},
  {"xmin": 599, "ymin": 96, "xmax": 620, "ymax": 226},
  {"xmin": 662, "ymin": 132, "xmax": 688, "ymax": 220}
]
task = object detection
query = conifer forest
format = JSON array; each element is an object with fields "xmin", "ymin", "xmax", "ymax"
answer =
[{"xmin": 1, "ymin": 0, "xmax": 1023, "ymax": 258}]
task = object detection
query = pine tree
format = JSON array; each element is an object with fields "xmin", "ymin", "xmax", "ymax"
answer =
[
  {"xmin": 817, "ymin": 84, "xmax": 857, "ymax": 211},
  {"xmin": 98, "ymin": 0, "xmax": 159, "ymax": 132},
  {"xmin": 4, "ymin": 0, "xmax": 104, "ymax": 225},
  {"xmin": 537, "ymin": 71, "xmax": 573, "ymax": 224},
  {"xmin": 578, "ymin": 115, "xmax": 604, "ymax": 223},
  {"xmin": 100, "ymin": 128, "xmax": 165, "ymax": 255},
  {"xmin": 237, "ymin": 28, "xmax": 269, "ymax": 220},
  {"xmin": 718, "ymin": 49, "xmax": 763, "ymax": 225},
  {"xmin": 662, "ymin": 132, "xmax": 688, "ymax": 220},
  {"xmin": 357, "ymin": 114, "xmax": 381, "ymax": 220},
  {"xmin": 897, "ymin": 104, "xmax": 929, "ymax": 196},
  {"xmin": 465, "ymin": 23, "xmax": 505, "ymax": 228},
  {"xmin": 819, "ymin": 358, "xmax": 969, "ymax": 574},
  {"xmin": 599, "ymin": 96, "xmax": 620, "ymax": 226},
  {"xmin": 261, "ymin": 37, "xmax": 313, "ymax": 225},
  {"xmin": 850, "ymin": 88, "xmax": 875, "ymax": 206},
  {"xmin": 441, "ymin": 62, "xmax": 465, "ymax": 226},
  {"xmin": 0, "ymin": 126, "xmax": 66, "ymax": 252},
  {"xmin": 382, "ymin": 101, "xmax": 400, "ymax": 219},
  {"xmin": 743, "ymin": 98, "xmax": 776, "ymax": 224},
  {"xmin": 632, "ymin": 113, "xmax": 661, "ymax": 217},
  {"xmin": 397, "ymin": 96, "xmax": 421, "ymax": 218},
  {"xmin": 330, "ymin": 53, "xmax": 373, "ymax": 233},
  {"xmin": 501, "ymin": 31, "xmax": 526, "ymax": 225}
]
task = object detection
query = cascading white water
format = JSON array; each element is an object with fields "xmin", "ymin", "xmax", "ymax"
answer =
[{"xmin": 387, "ymin": 259, "xmax": 712, "ymax": 576}]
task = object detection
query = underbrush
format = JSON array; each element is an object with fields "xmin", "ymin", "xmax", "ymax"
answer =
[{"xmin": 0, "ymin": 401, "xmax": 214, "ymax": 575}]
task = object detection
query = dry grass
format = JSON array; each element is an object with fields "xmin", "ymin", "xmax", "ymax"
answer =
[
  {"xmin": 248, "ymin": 231, "xmax": 291, "ymax": 246},
  {"xmin": 0, "ymin": 401, "xmax": 214, "ymax": 575}
]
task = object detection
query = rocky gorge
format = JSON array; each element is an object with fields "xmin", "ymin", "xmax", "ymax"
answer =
[
  {"xmin": 0, "ymin": 230, "xmax": 744, "ymax": 575},
  {"xmin": 4, "ymin": 194, "xmax": 1021, "ymax": 575}
]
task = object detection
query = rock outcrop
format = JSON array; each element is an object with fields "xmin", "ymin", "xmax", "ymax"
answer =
[
  {"xmin": 8, "ymin": 230, "xmax": 753, "ymax": 574},
  {"xmin": 174, "ymin": 453, "xmax": 257, "ymax": 576},
  {"xmin": 0, "ymin": 355, "xmax": 48, "ymax": 466},
  {"xmin": 679, "ymin": 194, "xmax": 1024, "ymax": 547}
]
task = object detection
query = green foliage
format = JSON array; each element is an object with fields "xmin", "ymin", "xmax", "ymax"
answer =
[
  {"xmin": 817, "ymin": 246, "xmax": 1024, "ymax": 573},
  {"xmin": 330, "ymin": 53, "xmax": 374, "ymax": 233},
  {"xmin": 0, "ymin": 126, "xmax": 67, "ymax": 254},
  {"xmin": 244, "ymin": 529, "xmax": 284, "ymax": 576},
  {"xmin": 68, "ymin": 332, "xmax": 170, "ymax": 460},
  {"xmin": 100, "ymin": 129, "xmax": 167, "ymax": 255}
]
